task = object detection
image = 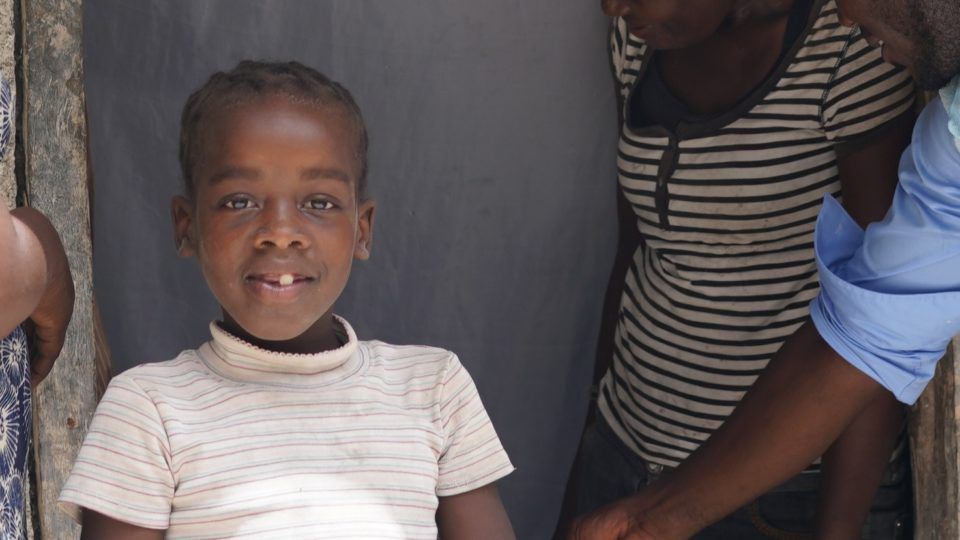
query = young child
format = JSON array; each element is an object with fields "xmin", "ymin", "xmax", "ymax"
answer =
[{"xmin": 59, "ymin": 61, "xmax": 515, "ymax": 539}]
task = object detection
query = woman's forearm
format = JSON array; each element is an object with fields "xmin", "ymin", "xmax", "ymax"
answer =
[
  {"xmin": 583, "ymin": 322, "xmax": 891, "ymax": 538},
  {"xmin": 816, "ymin": 391, "xmax": 905, "ymax": 539}
]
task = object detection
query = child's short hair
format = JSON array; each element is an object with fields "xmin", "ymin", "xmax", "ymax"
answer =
[{"xmin": 179, "ymin": 60, "xmax": 369, "ymax": 197}]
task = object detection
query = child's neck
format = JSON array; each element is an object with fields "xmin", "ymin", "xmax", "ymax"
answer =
[{"xmin": 219, "ymin": 312, "xmax": 343, "ymax": 355}]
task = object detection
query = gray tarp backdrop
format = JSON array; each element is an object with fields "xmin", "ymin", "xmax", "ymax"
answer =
[{"xmin": 84, "ymin": 1, "xmax": 618, "ymax": 537}]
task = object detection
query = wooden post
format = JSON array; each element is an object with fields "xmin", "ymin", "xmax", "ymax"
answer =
[
  {"xmin": 909, "ymin": 341, "xmax": 960, "ymax": 538},
  {"xmin": 0, "ymin": 0, "xmax": 14, "ymax": 207},
  {"xmin": 19, "ymin": 0, "xmax": 95, "ymax": 537}
]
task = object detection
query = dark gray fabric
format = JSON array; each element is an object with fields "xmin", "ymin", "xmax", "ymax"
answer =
[{"xmin": 84, "ymin": 1, "xmax": 617, "ymax": 536}]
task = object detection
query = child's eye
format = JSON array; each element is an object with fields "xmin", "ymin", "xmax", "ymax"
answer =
[
  {"xmin": 305, "ymin": 199, "xmax": 335, "ymax": 211},
  {"xmin": 222, "ymin": 197, "xmax": 254, "ymax": 210}
]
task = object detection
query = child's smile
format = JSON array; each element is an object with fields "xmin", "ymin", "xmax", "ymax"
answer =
[{"xmin": 172, "ymin": 95, "xmax": 374, "ymax": 353}]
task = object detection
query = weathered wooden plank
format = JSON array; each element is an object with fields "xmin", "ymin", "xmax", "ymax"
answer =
[
  {"xmin": 20, "ymin": 0, "xmax": 94, "ymax": 538},
  {"xmin": 909, "ymin": 341, "xmax": 960, "ymax": 539},
  {"xmin": 0, "ymin": 0, "xmax": 26, "ymax": 535},
  {"xmin": 0, "ymin": 0, "xmax": 14, "ymax": 208}
]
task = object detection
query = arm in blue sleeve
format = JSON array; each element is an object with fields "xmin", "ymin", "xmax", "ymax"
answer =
[{"xmin": 810, "ymin": 97, "xmax": 960, "ymax": 404}]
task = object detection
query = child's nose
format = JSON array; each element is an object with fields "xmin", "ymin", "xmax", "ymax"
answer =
[
  {"xmin": 254, "ymin": 204, "xmax": 310, "ymax": 250},
  {"xmin": 601, "ymin": 0, "xmax": 632, "ymax": 18}
]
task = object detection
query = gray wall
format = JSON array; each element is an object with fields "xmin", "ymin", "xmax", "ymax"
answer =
[{"xmin": 84, "ymin": 1, "xmax": 618, "ymax": 537}]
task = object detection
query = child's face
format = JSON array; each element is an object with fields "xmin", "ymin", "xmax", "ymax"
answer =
[{"xmin": 172, "ymin": 96, "xmax": 374, "ymax": 349}]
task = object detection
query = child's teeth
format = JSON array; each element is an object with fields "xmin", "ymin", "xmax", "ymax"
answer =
[{"xmin": 279, "ymin": 274, "xmax": 294, "ymax": 286}]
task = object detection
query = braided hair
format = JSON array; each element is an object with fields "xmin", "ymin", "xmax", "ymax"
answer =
[{"xmin": 179, "ymin": 60, "xmax": 369, "ymax": 197}]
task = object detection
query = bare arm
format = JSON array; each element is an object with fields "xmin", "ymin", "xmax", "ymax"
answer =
[
  {"xmin": 0, "ymin": 206, "xmax": 74, "ymax": 383},
  {"xmin": 571, "ymin": 321, "xmax": 888, "ymax": 539},
  {"xmin": 814, "ymin": 112, "xmax": 913, "ymax": 539},
  {"xmin": 816, "ymin": 391, "xmax": 904, "ymax": 539},
  {"xmin": 0, "ymin": 205, "xmax": 50, "ymax": 335},
  {"xmin": 81, "ymin": 510, "xmax": 165, "ymax": 540},
  {"xmin": 437, "ymin": 484, "xmax": 515, "ymax": 540},
  {"xmin": 835, "ymin": 112, "xmax": 913, "ymax": 227}
]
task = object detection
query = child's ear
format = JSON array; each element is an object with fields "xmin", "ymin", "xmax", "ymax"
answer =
[
  {"xmin": 354, "ymin": 199, "xmax": 376, "ymax": 261},
  {"xmin": 171, "ymin": 196, "xmax": 197, "ymax": 257}
]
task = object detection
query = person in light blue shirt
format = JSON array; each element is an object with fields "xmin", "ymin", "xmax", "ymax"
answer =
[
  {"xmin": 811, "ymin": 90, "xmax": 960, "ymax": 405},
  {"xmin": 571, "ymin": 0, "xmax": 960, "ymax": 538}
]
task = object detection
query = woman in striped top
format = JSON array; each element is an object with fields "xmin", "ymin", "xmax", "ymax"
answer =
[
  {"xmin": 568, "ymin": 0, "xmax": 915, "ymax": 537},
  {"xmin": 59, "ymin": 61, "xmax": 515, "ymax": 539}
]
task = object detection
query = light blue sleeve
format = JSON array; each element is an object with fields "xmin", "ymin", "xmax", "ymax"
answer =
[{"xmin": 809, "ymin": 96, "xmax": 960, "ymax": 405}]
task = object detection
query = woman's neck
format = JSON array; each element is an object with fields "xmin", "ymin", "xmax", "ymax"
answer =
[{"xmin": 655, "ymin": 0, "xmax": 801, "ymax": 116}]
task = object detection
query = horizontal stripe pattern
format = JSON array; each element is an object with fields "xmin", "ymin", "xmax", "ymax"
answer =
[
  {"xmin": 599, "ymin": 0, "xmax": 914, "ymax": 468},
  {"xmin": 60, "ymin": 322, "xmax": 512, "ymax": 538}
]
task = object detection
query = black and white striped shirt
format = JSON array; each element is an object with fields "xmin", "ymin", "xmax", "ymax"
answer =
[{"xmin": 597, "ymin": 0, "xmax": 914, "ymax": 468}]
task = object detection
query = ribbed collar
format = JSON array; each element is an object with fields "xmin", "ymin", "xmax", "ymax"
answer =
[{"xmin": 197, "ymin": 315, "xmax": 363, "ymax": 387}]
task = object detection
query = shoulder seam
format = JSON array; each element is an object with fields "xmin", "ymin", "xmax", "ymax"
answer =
[
  {"xmin": 820, "ymin": 29, "xmax": 855, "ymax": 128},
  {"xmin": 123, "ymin": 376, "xmax": 177, "ymax": 488}
]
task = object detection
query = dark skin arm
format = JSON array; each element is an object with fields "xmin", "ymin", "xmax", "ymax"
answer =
[
  {"xmin": 816, "ymin": 111, "xmax": 913, "ymax": 539},
  {"xmin": 81, "ymin": 510, "xmax": 165, "ymax": 540},
  {"xmin": 570, "ymin": 321, "xmax": 888, "ymax": 539},
  {"xmin": 0, "ymin": 205, "xmax": 74, "ymax": 384},
  {"xmin": 0, "ymin": 206, "xmax": 48, "ymax": 335},
  {"xmin": 816, "ymin": 390, "xmax": 904, "ymax": 539},
  {"xmin": 436, "ymin": 484, "xmax": 516, "ymax": 540}
]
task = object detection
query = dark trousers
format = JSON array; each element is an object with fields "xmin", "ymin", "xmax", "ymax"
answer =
[{"xmin": 570, "ymin": 417, "xmax": 912, "ymax": 539}]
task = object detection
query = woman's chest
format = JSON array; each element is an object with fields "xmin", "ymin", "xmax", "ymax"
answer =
[
  {"xmin": 655, "ymin": 29, "xmax": 786, "ymax": 116},
  {"xmin": 616, "ymin": 123, "xmax": 839, "ymax": 244}
]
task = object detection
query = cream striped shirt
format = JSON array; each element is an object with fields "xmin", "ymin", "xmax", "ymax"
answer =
[{"xmin": 59, "ymin": 317, "xmax": 513, "ymax": 538}]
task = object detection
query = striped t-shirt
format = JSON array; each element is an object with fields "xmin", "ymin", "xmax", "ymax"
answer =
[
  {"xmin": 59, "ymin": 317, "xmax": 513, "ymax": 538},
  {"xmin": 597, "ymin": 0, "xmax": 915, "ymax": 468}
]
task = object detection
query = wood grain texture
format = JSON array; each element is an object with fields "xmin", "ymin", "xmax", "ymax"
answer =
[
  {"xmin": 909, "ymin": 341, "xmax": 960, "ymax": 539},
  {"xmin": 20, "ymin": 0, "xmax": 94, "ymax": 538},
  {"xmin": 0, "ymin": 0, "xmax": 14, "ymax": 208}
]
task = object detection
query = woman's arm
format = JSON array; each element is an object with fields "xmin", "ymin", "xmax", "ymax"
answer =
[
  {"xmin": 81, "ymin": 510, "xmax": 165, "ymax": 540},
  {"xmin": 437, "ymin": 484, "xmax": 515, "ymax": 540},
  {"xmin": 570, "ymin": 322, "xmax": 888, "ymax": 539},
  {"xmin": 0, "ymin": 205, "xmax": 50, "ymax": 335},
  {"xmin": 816, "ymin": 391, "xmax": 905, "ymax": 539},
  {"xmin": 0, "ymin": 205, "xmax": 74, "ymax": 383},
  {"xmin": 816, "ymin": 111, "xmax": 914, "ymax": 539}
]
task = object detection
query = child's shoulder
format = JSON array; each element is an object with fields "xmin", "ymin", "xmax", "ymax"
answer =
[
  {"xmin": 357, "ymin": 339, "xmax": 463, "ymax": 377},
  {"xmin": 108, "ymin": 348, "xmax": 208, "ymax": 391}
]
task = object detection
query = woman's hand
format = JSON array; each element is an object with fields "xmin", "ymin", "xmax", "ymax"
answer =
[{"xmin": 568, "ymin": 491, "xmax": 684, "ymax": 540}]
